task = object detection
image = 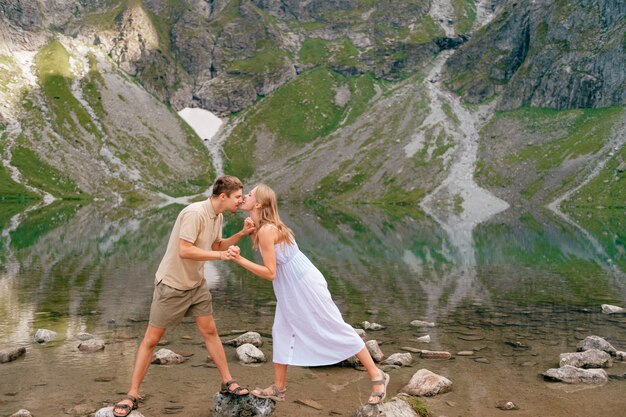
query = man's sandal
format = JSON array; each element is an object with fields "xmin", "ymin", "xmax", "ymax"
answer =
[
  {"xmin": 112, "ymin": 394, "xmax": 138, "ymax": 417},
  {"xmin": 368, "ymin": 370, "xmax": 390, "ymax": 405},
  {"xmin": 220, "ymin": 379, "xmax": 249, "ymax": 396},
  {"xmin": 251, "ymin": 384, "xmax": 286, "ymax": 402}
]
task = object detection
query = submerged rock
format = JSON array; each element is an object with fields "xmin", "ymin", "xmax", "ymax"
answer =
[
  {"xmin": 542, "ymin": 365, "xmax": 608, "ymax": 384},
  {"xmin": 410, "ymin": 320, "xmax": 435, "ymax": 328},
  {"xmin": 78, "ymin": 338, "xmax": 105, "ymax": 353},
  {"xmin": 75, "ymin": 332, "xmax": 95, "ymax": 341},
  {"xmin": 33, "ymin": 329, "xmax": 58, "ymax": 343},
  {"xmin": 400, "ymin": 369, "xmax": 452, "ymax": 396},
  {"xmin": 213, "ymin": 392, "xmax": 276, "ymax": 417},
  {"xmin": 224, "ymin": 331, "xmax": 263, "ymax": 347},
  {"xmin": 577, "ymin": 336, "xmax": 617, "ymax": 356},
  {"xmin": 420, "ymin": 350, "xmax": 452, "ymax": 360},
  {"xmin": 559, "ymin": 349, "xmax": 612, "ymax": 369},
  {"xmin": 0, "ymin": 346, "xmax": 26, "ymax": 363}
]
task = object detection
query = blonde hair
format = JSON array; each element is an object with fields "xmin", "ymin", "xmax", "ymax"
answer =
[{"xmin": 251, "ymin": 184, "xmax": 294, "ymax": 249}]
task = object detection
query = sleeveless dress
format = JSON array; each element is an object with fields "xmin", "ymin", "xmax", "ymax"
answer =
[{"xmin": 267, "ymin": 241, "xmax": 365, "ymax": 366}]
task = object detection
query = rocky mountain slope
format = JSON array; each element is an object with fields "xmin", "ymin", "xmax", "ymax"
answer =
[{"xmin": 0, "ymin": 0, "xmax": 624, "ymax": 210}]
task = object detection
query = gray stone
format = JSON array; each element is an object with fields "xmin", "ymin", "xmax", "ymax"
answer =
[
  {"xmin": 366, "ymin": 340, "xmax": 385, "ymax": 362},
  {"xmin": 236, "ymin": 343, "xmax": 266, "ymax": 364},
  {"xmin": 95, "ymin": 407, "xmax": 144, "ymax": 417},
  {"xmin": 213, "ymin": 392, "xmax": 276, "ymax": 416},
  {"xmin": 354, "ymin": 395, "xmax": 419, "ymax": 417},
  {"xmin": 65, "ymin": 404, "xmax": 97, "ymax": 415},
  {"xmin": 577, "ymin": 335, "xmax": 617, "ymax": 356},
  {"xmin": 78, "ymin": 338, "xmax": 105, "ymax": 353},
  {"xmin": 415, "ymin": 335, "xmax": 431, "ymax": 343},
  {"xmin": 420, "ymin": 350, "xmax": 452, "ymax": 360},
  {"xmin": 10, "ymin": 410, "xmax": 33, "ymax": 417},
  {"xmin": 400, "ymin": 369, "xmax": 453, "ymax": 397},
  {"xmin": 495, "ymin": 400, "xmax": 519, "ymax": 410},
  {"xmin": 616, "ymin": 351, "xmax": 625, "ymax": 361},
  {"xmin": 362, "ymin": 321, "xmax": 385, "ymax": 331},
  {"xmin": 0, "ymin": 346, "xmax": 26, "ymax": 363},
  {"xmin": 542, "ymin": 365, "xmax": 609, "ymax": 384},
  {"xmin": 382, "ymin": 353, "xmax": 413, "ymax": 367},
  {"xmin": 151, "ymin": 348, "xmax": 186, "ymax": 364},
  {"xmin": 224, "ymin": 331, "xmax": 263, "ymax": 348},
  {"xmin": 75, "ymin": 332, "xmax": 95, "ymax": 341},
  {"xmin": 601, "ymin": 304, "xmax": 625, "ymax": 314},
  {"xmin": 33, "ymin": 329, "xmax": 58, "ymax": 343},
  {"xmin": 559, "ymin": 349, "xmax": 612, "ymax": 368},
  {"xmin": 410, "ymin": 320, "xmax": 435, "ymax": 328}
]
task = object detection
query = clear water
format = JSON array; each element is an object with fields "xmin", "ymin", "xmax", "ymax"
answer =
[{"xmin": 0, "ymin": 200, "xmax": 624, "ymax": 416}]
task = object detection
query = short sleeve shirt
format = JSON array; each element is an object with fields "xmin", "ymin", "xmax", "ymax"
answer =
[{"xmin": 155, "ymin": 199, "xmax": 223, "ymax": 290}]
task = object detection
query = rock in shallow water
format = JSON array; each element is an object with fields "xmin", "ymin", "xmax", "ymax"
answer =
[
  {"xmin": 577, "ymin": 335, "xmax": 617, "ymax": 356},
  {"xmin": 0, "ymin": 346, "xmax": 26, "ymax": 363},
  {"xmin": 559, "ymin": 349, "xmax": 612, "ymax": 368},
  {"xmin": 213, "ymin": 393, "xmax": 276, "ymax": 417},
  {"xmin": 542, "ymin": 365, "xmax": 608, "ymax": 384},
  {"xmin": 78, "ymin": 338, "xmax": 105, "ymax": 353},
  {"xmin": 224, "ymin": 331, "xmax": 263, "ymax": 347},
  {"xmin": 151, "ymin": 348, "xmax": 186, "ymax": 364},
  {"xmin": 10, "ymin": 410, "xmax": 33, "ymax": 417},
  {"xmin": 236, "ymin": 343, "xmax": 266, "ymax": 364},
  {"xmin": 33, "ymin": 329, "xmax": 58, "ymax": 343},
  {"xmin": 400, "ymin": 369, "xmax": 452, "ymax": 396},
  {"xmin": 354, "ymin": 396, "xmax": 419, "ymax": 417},
  {"xmin": 601, "ymin": 304, "xmax": 625, "ymax": 314}
]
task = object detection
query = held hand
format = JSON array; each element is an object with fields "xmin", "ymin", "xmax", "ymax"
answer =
[
  {"xmin": 242, "ymin": 217, "xmax": 256, "ymax": 235},
  {"xmin": 225, "ymin": 245, "xmax": 241, "ymax": 261}
]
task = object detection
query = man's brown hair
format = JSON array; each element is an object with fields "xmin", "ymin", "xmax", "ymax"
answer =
[{"xmin": 212, "ymin": 175, "xmax": 243, "ymax": 197}]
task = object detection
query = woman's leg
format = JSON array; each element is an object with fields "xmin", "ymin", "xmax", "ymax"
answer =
[
  {"xmin": 252, "ymin": 363, "xmax": 288, "ymax": 400},
  {"xmin": 273, "ymin": 363, "xmax": 288, "ymax": 390},
  {"xmin": 355, "ymin": 347, "xmax": 388, "ymax": 404}
]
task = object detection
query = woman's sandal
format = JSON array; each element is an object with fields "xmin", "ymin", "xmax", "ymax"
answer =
[
  {"xmin": 112, "ymin": 394, "xmax": 138, "ymax": 417},
  {"xmin": 251, "ymin": 384, "xmax": 286, "ymax": 402},
  {"xmin": 368, "ymin": 370, "xmax": 390, "ymax": 405},
  {"xmin": 220, "ymin": 379, "xmax": 249, "ymax": 396}
]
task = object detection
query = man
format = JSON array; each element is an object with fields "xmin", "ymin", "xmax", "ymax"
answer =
[{"xmin": 113, "ymin": 175, "xmax": 254, "ymax": 417}]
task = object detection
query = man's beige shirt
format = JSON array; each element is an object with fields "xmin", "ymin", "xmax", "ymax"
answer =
[{"xmin": 155, "ymin": 199, "xmax": 223, "ymax": 290}]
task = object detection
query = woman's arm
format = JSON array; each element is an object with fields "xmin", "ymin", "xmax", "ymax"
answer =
[{"xmin": 231, "ymin": 226, "xmax": 277, "ymax": 281}]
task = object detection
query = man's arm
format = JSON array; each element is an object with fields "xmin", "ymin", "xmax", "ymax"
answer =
[
  {"xmin": 211, "ymin": 217, "xmax": 256, "ymax": 251},
  {"xmin": 179, "ymin": 239, "xmax": 230, "ymax": 261}
]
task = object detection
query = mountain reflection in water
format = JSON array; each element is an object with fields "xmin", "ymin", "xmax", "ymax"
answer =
[{"xmin": 0, "ymin": 200, "xmax": 625, "ymax": 416}]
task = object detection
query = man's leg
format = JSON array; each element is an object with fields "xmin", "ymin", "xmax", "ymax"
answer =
[
  {"xmin": 195, "ymin": 314, "xmax": 249, "ymax": 394},
  {"xmin": 113, "ymin": 325, "xmax": 166, "ymax": 414}
]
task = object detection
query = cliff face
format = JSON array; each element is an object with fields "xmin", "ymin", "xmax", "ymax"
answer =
[
  {"xmin": 1, "ymin": 0, "xmax": 624, "ymax": 204},
  {"xmin": 444, "ymin": 0, "xmax": 625, "ymax": 110}
]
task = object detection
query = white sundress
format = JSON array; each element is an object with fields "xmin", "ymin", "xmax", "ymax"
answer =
[{"xmin": 266, "ymin": 240, "xmax": 365, "ymax": 366}]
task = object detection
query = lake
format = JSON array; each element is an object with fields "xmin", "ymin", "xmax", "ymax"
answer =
[{"xmin": 1, "ymin": 200, "xmax": 625, "ymax": 416}]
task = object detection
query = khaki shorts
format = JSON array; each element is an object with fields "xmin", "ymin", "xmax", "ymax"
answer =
[{"xmin": 149, "ymin": 280, "xmax": 213, "ymax": 329}]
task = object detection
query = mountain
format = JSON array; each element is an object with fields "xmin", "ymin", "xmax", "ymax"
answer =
[{"xmin": 0, "ymin": 0, "xmax": 624, "ymax": 210}]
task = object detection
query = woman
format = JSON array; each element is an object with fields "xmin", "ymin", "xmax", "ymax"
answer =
[{"xmin": 227, "ymin": 184, "xmax": 389, "ymax": 405}]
